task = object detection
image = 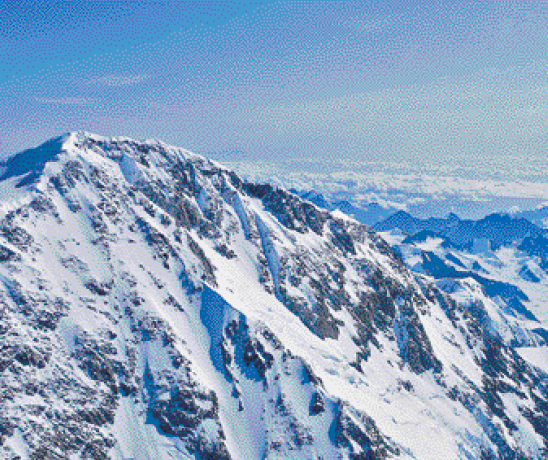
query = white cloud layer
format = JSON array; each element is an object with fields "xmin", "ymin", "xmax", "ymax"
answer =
[{"xmin": 223, "ymin": 155, "xmax": 548, "ymax": 218}]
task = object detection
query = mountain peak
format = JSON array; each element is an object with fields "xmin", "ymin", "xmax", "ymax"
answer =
[
  {"xmin": 0, "ymin": 131, "xmax": 227, "ymax": 195},
  {"xmin": 447, "ymin": 212, "xmax": 460, "ymax": 222}
]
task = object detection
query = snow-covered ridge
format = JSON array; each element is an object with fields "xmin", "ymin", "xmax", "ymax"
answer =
[{"xmin": 1, "ymin": 132, "xmax": 547, "ymax": 459}]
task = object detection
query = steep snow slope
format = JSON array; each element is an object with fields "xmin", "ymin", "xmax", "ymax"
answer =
[{"xmin": 0, "ymin": 132, "xmax": 547, "ymax": 459}]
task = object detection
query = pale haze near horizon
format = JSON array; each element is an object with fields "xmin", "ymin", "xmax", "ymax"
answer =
[{"xmin": 2, "ymin": 1, "xmax": 548, "ymax": 215}]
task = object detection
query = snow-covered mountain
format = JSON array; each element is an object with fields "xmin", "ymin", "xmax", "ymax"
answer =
[{"xmin": 1, "ymin": 132, "xmax": 548, "ymax": 459}]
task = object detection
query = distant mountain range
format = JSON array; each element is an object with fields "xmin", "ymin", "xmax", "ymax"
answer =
[
  {"xmin": 375, "ymin": 210, "xmax": 546, "ymax": 249},
  {"xmin": 291, "ymin": 189, "xmax": 398, "ymax": 227}
]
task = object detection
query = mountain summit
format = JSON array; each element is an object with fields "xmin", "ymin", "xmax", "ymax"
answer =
[{"xmin": 1, "ymin": 132, "xmax": 547, "ymax": 459}]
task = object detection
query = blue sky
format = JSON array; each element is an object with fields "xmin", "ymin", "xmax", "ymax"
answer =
[{"xmin": 2, "ymin": 1, "xmax": 548, "ymax": 169}]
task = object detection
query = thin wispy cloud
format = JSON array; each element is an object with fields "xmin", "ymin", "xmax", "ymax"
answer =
[
  {"xmin": 225, "ymin": 156, "xmax": 548, "ymax": 200},
  {"xmin": 35, "ymin": 97, "xmax": 95, "ymax": 105},
  {"xmin": 344, "ymin": 15, "xmax": 398, "ymax": 34},
  {"xmin": 92, "ymin": 74, "xmax": 150, "ymax": 87}
]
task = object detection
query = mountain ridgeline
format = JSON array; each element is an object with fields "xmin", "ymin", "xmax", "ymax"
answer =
[
  {"xmin": 374, "ymin": 210, "xmax": 546, "ymax": 249},
  {"xmin": 0, "ymin": 132, "xmax": 547, "ymax": 459}
]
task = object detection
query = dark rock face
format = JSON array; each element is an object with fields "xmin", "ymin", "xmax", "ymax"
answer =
[
  {"xmin": 329, "ymin": 219, "xmax": 357, "ymax": 255},
  {"xmin": 187, "ymin": 234, "xmax": 217, "ymax": 286},
  {"xmin": 0, "ymin": 244, "xmax": 19, "ymax": 262},
  {"xmin": 341, "ymin": 258, "xmax": 443, "ymax": 375},
  {"xmin": 145, "ymin": 366, "xmax": 229, "ymax": 459},
  {"xmin": 243, "ymin": 182, "xmax": 328, "ymax": 235},
  {"xmin": 395, "ymin": 300, "xmax": 443, "ymax": 374},
  {"xmin": 84, "ymin": 279, "xmax": 112, "ymax": 296},
  {"xmin": 1, "ymin": 217, "xmax": 33, "ymax": 251},
  {"xmin": 333, "ymin": 403, "xmax": 400, "ymax": 459},
  {"xmin": 309, "ymin": 391, "xmax": 325, "ymax": 415}
]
